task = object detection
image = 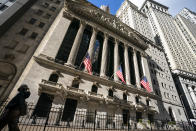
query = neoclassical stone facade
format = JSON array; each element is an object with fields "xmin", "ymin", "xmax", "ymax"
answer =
[{"xmin": 7, "ymin": 0, "xmax": 187, "ymax": 129}]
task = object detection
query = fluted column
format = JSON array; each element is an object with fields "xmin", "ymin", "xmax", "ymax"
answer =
[
  {"xmin": 67, "ymin": 20, "xmax": 86, "ymax": 66},
  {"xmin": 133, "ymin": 49, "xmax": 140, "ymax": 87},
  {"xmin": 114, "ymin": 39, "xmax": 120, "ymax": 82},
  {"xmin": 188, "ymin": 86, "xmax": 196, "ymax": 105},
  {"xmin": 88, "ymin": 28, "xmax": 98, "ymax": 60},
  {"xmin": 141, "ymin": 53, "xmax": 153, "ymax": 91},
  {"xmin": 124, "ymin": 45, "xmax": 131, "ymax": 85},
  {"xmin": 100, "ymin": 33, "xmax": 109, "ymax": 78}
]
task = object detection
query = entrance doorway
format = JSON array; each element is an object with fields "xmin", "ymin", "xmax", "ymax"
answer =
[
  {"xmin": 62, "ymin": 98, "xmax": 78, "ymax": 121},
  {"xmin": 136, "ymin": 112, "xmax": 142, "ymax": 122},
  {"xmin": 122, "ymin": 109, "xmax": 130, "ymax": 125}
]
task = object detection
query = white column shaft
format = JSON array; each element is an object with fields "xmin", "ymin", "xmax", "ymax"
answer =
[
  {"xmin": 124, "ymin": 46, "xmax": 131, "ymax": 85},
  {"xmin": 100, "ymin": 34, "xmax": 108, "ymax": 77},
  {"xmin": 88, "ymin": 28, "xmax": 98, "ymax": 60},
  {"xmin": 114, "ymin": 40, "xmax": 119, "ymax": 81},
  {"xmin": 67, "ymin": 21, "xmax": 86, "ymax": 65},
  {"xmin": 133, "ymin": 50, "xmax": 140, "ymax": 87}
]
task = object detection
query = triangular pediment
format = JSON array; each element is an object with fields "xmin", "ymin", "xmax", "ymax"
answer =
[{"xmin": 64, "ymin": 0, "xmax": 148, "ymax": 50}]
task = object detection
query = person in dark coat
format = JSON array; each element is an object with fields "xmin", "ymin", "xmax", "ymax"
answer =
[{"xmin": 0, "ymin": 84, "xmax": 31, "ymax": 131}]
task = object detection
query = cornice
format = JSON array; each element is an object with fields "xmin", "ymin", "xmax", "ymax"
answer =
[
  {"xmin": 64, "ymin": 0, "xmax": 148, "ymax": 50},
  {"xmin": 34, "ymin": 54, "xmax": 160, "ymax": 100},
  {"xmin": 140, "ymin": 0, "xmax": 169, "ymax": 11},
  {"xmin": 172, "ymin": 69, "xmax": 196, "ymax": 81}
]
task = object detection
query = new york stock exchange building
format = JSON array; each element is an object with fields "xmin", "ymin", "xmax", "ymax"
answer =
[{"xmin": 7, "ymin": 0, "xmax": 188, "ymax": 130}]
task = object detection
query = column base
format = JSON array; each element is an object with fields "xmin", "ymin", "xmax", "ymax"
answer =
[
  {"xmin": 126, "ymin": 83, "xmax": 132, "ymax": 86},
  {"xmin": 65, "ymin": 62, "xmax": 75, "ymax": 68},
  {"xmin": 100, "ymin": 74, "xmax": 107, "ymax": 79}
]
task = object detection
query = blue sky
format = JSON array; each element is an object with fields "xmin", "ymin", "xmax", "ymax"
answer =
[{"xmin": 87, "ymin": 0, "xmax": 196, "ymax": 16}]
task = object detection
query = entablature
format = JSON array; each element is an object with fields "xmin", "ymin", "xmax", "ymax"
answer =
[
  {"xmin": 63, "ymin": 0, "xmax": 149, "ymax": 50},
  {"xmin": 34, "ymin": 53, "xmax": 160, "ymax": 100}
]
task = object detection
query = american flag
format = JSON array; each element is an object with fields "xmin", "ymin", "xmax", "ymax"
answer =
[
  {"xmin": 140, "ymin": 76, "xmax": 152, "ymax": 93},
  {"xmin": 116, "ymin": 66, "xmax": 126, "ymax": 84},
  {"xmin": 83, "ymin": 53, "xmax": 92, "ymax": 75}
]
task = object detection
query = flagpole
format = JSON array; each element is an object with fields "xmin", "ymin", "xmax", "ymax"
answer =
[
  {"xmin": 78, "ymin": 40, "xmax": 99, "ymax": 69},
  {"xmin": 109, "ymin": 62, "xmax": 123, "ymax": 80},
  {"xmin": 79, "ymin": 51, "xmax": 89, "ymax": 69}
]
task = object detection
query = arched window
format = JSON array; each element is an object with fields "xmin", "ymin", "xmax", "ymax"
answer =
[
  {"xmin": 168, "ymin": 107, "xmax": 175, "ymax": 122},
  {"xmin": 123, "ymin": 93, "xmax": 127, "ymax": 101},
  {"xmin": 71, "ymin": 76, "xmax": 80, "ymax": 88},
  {"xmin": 135, "ymin": 96, "xmax": 139, "ymax": 104},
  {"xmin": 72, "ymin": 81, "xmax": 79, "ymax": 88},
  {"xmin": 146, "ymin": 99, "xmax": 150, "ymax": 106},
  {"xmin": 48, "ymin": 73, "xmax": 59, "ymax": 83},
  {"xmin": 108, "ymin": 89, "xmax": 113, "ymax": 97},
  {"xmin": 91, "ymin": 85, "xmax": 98, "ymax": 93}
]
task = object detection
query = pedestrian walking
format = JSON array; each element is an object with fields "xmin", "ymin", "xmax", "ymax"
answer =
[{"xmin": 0, "ymin": 84, "xmax": 31, "ymax": 131}]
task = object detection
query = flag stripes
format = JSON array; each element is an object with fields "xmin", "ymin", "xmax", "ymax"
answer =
[
  {"xmin": 116, "ymin": 66, "xmax": 126, "ymax": 84},
  {"xmin": 140, "ymin": 76, "xmax": 152, "ymax": 93},
  {"xmin": 83, "ymin": 53, "xmax": 92, "ymax": 75}
]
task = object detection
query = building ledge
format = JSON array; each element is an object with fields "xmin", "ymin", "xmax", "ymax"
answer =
[
  {"xmin": 87, "ymin": 91, "xmax": 104, "ymax": 101},
  {"xmin": 146, "ymin": 106, "xmax": 158, "ymax": 113},
  {"xmin": 135, "ymin": 102, "xmax": 145, "ymax": 111},
  {"xmin": 38, "ymin": 79, "xmax": 63, "ymax": 96},
  {"xmin": 34, "ymin": 54, "xmax": 160, "ymax": 100}
]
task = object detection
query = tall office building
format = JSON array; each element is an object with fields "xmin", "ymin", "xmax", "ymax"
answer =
[
  {"xmin": 0, "ymin": 0, "xmax": 34, "ymax": 36},
  {"xmin": 137, "ymin": 0, "xmax": 196, "ymax": 121},
  {"xmin": 179, "ymin": 8, "xmax": 196, "ymax": 25},
  {"xmin": 5, "ymin": 0, "xmax": 187, "ymax": 130},
  {"xmin": 0, "ymin": 0, "xmax": 64, "ymax": 101},
  {"xmin": 117, "ymin": 0, "xmax": 186, "ymax": 123},
  {"xmin": 116, "ymin": 0, "xmax": 154, "ymax": 42},
  {"xmin": 174, "ymin": 14, "xmax": 196, "ymax": 57}
]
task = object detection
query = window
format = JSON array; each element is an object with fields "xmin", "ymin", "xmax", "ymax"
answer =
[
  {"xmin": 0, "ymin": 4, "xmax": 8, "ymax": 11},
  {"xmin": 30, "ymin": 32, "xmax": 38, "ymax": 39},
  {"xmin": 4, "ymin": 40, "xmax": 19, "ymax": 49},
  {"xmin": 108, "ymin": 89, "xmax": 113, "ymax": 97},
  {"xmin": 42, "ymin": 2, "xmax": 49, "ymax": 8},
  {"xmin": 55, "ymin": 0, "xmax": 61, "ymax": 4},
  {"xmin": 44, "ymin": 13, "xmax": 51, "ymax": 19},
  {"xmin": 36, "ymin": 9, "xmax": 44, "ymax": 16},
  {"xmin": 19, "ymin": 28, "xmax": 28, "ymax": 36},
  {"xmin": 38, "ymin": 22, "xmax": 45, "ymax": 28},
  {"xmin": 17, "ymin": 44, "xmax": 29, "ymax": 53},
  {"xmin": 71, "ymin": 78, "xmax": 80, "ymax": 88},
  {"xmin": 135, "ymin": 96, "xmax": 139, "ymax": 103},
  {"xmin": 123, "ymin": 93, "xmax": 127, "ymax": 101},
  {"xmin": 48, "ymin": 73, "xmax": 59, "ymax": 83},
  {"xmin": 28, "ymin": 18, "xmax": 37, "ymax": 25},
  {"xmin": 146, "ymin": 99, "xmax": 150, "ymax": 106},
  {"xmin": 50, "ymin": 6, "xmax": 56, "ymax": 12},
  {"xmin": 91, "ymin": 85, "xmax": 98, "ymax": 93}
]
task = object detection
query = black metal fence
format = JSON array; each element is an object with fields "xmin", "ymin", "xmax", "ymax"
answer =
[{"xmin": 0, "ymin": 101, "xmax": 194, "ymax": 131}]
